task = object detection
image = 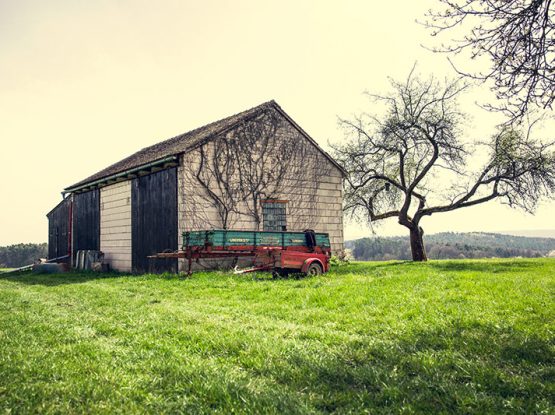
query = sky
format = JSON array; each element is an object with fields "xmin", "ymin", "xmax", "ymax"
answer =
[{"xmin": 0, "ymin": 0, "xmax": 553, "ymax": 245}]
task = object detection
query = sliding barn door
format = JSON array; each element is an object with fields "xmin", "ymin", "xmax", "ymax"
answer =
[
  {"xmin": 131, "ymin": 168, "xmax": 178, "ymax": 273},
  {"xmin": 47, "ymin": 198, "xmax": 71, "ymax": 260},
  {"xmin": 73, "ymin": 189, "xmax": 100, "ymax": 252}
]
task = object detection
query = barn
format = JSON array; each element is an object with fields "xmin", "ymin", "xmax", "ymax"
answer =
[{"xmin": 46, "ymin": 101, "xmax": 345, "ymax": 273}]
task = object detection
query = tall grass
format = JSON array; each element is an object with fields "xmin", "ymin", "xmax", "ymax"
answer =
[{"xmin": 0, "ymin": 258, "xmax": 553, "ymax": 414}]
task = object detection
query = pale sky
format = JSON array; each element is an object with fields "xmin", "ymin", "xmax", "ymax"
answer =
[{"xmin": 0, "ymin": 0, "xmax": 553, "ymax": 245}]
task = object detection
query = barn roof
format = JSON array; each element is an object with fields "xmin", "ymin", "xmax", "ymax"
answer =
[{"xmin": 65, "ymin": 100, "xmax": 344, "ymax": 193}]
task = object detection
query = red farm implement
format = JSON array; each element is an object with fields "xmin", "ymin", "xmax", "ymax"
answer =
[{"xmin": 150, "ymin": 229, "xmax": 331, "ymax": 276}]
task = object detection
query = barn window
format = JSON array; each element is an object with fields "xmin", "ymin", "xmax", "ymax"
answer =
[{"xmin": 262, "ymin": 200, "xmax": 287, "ymax": 231}]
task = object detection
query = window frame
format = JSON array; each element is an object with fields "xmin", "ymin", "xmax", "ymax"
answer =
[{"xmin": 261, "ymin": 199, "xmax": 288, "ymax": 231}]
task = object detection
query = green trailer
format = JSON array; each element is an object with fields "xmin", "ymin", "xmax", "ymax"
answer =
[
  {"xmin": 182, "ymin": 229, "xmax": 331, "ymax": 250},
  {"xmin": 156, "ymin": 229, "xmax": 334, "ymax": 276}
]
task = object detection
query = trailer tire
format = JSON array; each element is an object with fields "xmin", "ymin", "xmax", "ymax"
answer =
[{"xmin": 306, "ymin": 262, "xmax": 323, "ymax": 276}]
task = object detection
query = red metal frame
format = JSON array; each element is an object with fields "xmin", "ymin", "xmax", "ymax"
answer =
[{"xmin": 150, "ymin": 243, "xmax": 331, "ymax": 276}]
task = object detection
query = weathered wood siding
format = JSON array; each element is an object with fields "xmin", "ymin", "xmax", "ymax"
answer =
[
  {"xmin": 132, "ymin": 168, "xmax": 178, "ymax": 273},
  {"xmin": 73, "ymin": 189, "xmax": 100, "ymax": 253},
  {"xmin": 100, "ymin": 181, "xmax": 132, "ymax": 272},
  {"xmin": 47, "ymin": 197, "xmax": 71, "ymax": 260}
]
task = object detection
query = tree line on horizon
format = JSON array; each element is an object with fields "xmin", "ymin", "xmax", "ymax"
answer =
[
  {"xmin": 0, "ymin": 243, "xmax": 47, "ymax": 268},
  {"xmin": 346, "ymin": 232, "xmax": 555, "ymax": 261}
]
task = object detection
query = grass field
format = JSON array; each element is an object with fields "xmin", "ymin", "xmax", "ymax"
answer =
[{"xmin": 0, "ymin": 259, "xmax": 553, "ymax": 414}]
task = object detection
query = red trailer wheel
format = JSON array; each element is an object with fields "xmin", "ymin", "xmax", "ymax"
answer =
[{"xmin": 306, "ymin": 262, "xmax": 323, "ymax": 276}]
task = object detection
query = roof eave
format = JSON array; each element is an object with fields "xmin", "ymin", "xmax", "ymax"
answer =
[{"xmin": 63, "ymin": 155, "xmax": 179, "ymax": 194}]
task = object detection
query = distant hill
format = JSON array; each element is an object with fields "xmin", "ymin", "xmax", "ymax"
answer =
[
  {"xmin": 495, "ymin": 229, "xmax": 555, "ymax": 239},
  {"xmin": 345, "ymin": 232, "xmax": 555, "ymax": 261}
]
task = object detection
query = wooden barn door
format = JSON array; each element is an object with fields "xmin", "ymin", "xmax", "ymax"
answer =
[
  {"xmin": 47, "ymin": 198, "xmax": 71, "ymax": 260},
  {"xmin": 131, "ymin": 168, "xmax": 178, "ymax": 274},
  {"xmin": 73, "ymin": 189, "xmax": 100, "ymax": 253}
]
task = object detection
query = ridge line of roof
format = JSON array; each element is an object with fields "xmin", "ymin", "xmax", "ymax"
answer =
[
  {"xmin": 133, "ymin": 99, "xmax": 277, "ymax": 155},
  {"xmin": 270, "ymin": 103, "xmax": 347, "ymax": 176},
  {"xmin": 64, "ymin": 100, "xmax": 276, "ymax": 190},
  {"xmin": 64, "ymin": 99, "xmax": 344, "ymax": 190}
]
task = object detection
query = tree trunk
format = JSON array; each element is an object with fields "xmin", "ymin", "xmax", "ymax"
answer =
[{"xmin": 409, "ymin": 226, "xmax": 428, "ymax": 261}]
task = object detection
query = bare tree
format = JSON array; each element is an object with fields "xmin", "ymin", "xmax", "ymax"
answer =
[
  {"xmin": 332, "ymin": 69, "xmax": 555, "ymax": 261},
  {"xmin": 183, "ymin": 107, "xmax": 330, "ymax": 230},
  {"xmin": 422, "ymin": 0, "xmax": 555, "ymax": 120}
]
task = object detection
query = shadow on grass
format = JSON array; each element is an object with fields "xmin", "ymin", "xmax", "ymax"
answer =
[
  {"xmin": 264, "ymin": 321, "xmax": 554, "ymax": 413},
  {"xmin": 427, "ymin": 259, "xmax": 539, "ymax": 273},
  {"xmin": 333, "ymin": 259, "xmax": 540, "ymax": 275},
  {"xmin": 128, "ymin": 320, "xmax": 554, "ymax": 413},
  {"xmin": 0, "ymin": 271, "xmax": 126, "ymax": 287},
  {"xmin": 328, "ymin": 261, "xmax": 414, "ymax": 276},
  {"xmin": 1, "ymin": 268, "xmax": 321, "ymax": 287},
  {"xmin": 250, "ymin": 272, "xmax": 319, "ymax": 282}
]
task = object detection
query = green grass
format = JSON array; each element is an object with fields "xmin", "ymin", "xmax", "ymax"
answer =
[{"xmin": 0, "ymin": 259, "xmax": 553, "ymax": 414}]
